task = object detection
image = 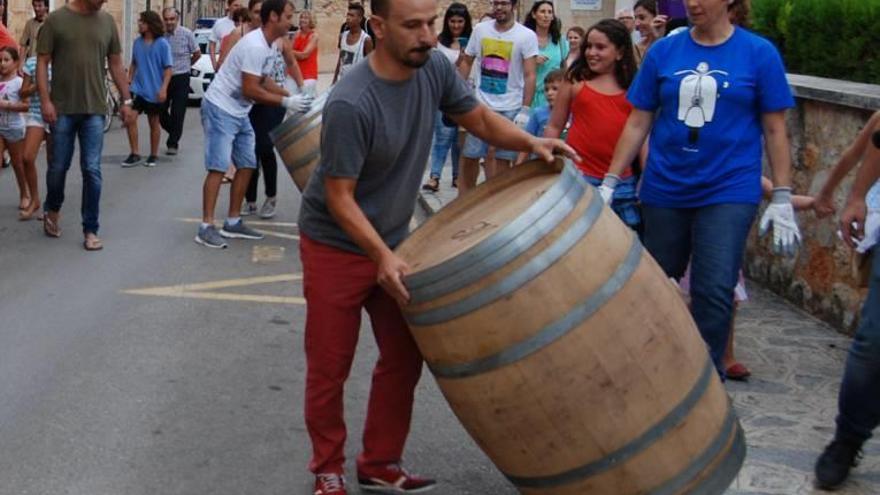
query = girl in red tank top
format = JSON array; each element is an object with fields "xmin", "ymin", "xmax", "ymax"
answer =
[{"xmin": 544, "ymin": 19, "xmax": 641, "ymax": 230}]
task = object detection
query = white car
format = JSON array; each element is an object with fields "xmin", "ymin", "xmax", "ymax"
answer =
[{"xmin": 189, "ymin": 29, "xmax": 215, "ymax": 102}]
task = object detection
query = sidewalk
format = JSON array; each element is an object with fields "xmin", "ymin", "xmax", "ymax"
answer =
[{"xmin": 416, "ymin": 162, "xmax": 879, "ymax": 495}]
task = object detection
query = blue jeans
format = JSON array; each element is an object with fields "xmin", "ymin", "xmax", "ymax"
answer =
[
  {"xmin": 45, "ymin": 114, "xmax": 105, "ymax": 234},
  {"xmin": 583, "ymin": 175, "xmax": 641, "ymax": 231},
  {"xmin": 429, "ymin": 112, "xmax": 459, "ymax": 180},
  {"xmin": 641, "ymin": 203, "xmax": 759, "ymax": 375},
  {"xmin": 835, "ymin": 249, "xmax": 880, "ymax": 444}
]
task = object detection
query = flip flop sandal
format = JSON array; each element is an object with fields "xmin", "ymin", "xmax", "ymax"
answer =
[
  {"xmin": 43, "ymin": 215, "xmax": 61, "ymax": 238},
  {"xmin": 84, "ymin": 237, "xmax": 104, "ymax": 251},
  {"xmin": 725, "ymin": 362, "xmax": 751, "ymax": 381}
]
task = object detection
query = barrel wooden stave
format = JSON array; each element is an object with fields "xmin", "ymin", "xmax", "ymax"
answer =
[
  {"xmin": 270, "ymin": 91, "xmax": 329, "ymax": 192},
  {"xmin": 396, "ymin": 159, "xmax": 744, "ymax": 494},
  {"xmin": 429, "ymin": 252, "xmax": 712, "ymax": 477}
]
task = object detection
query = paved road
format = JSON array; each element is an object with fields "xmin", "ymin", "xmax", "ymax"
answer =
[{"xmin": 0, "ymin": 100, "xmax": 877, "ymax": 495}]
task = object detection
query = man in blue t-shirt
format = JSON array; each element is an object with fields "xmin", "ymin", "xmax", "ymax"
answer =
[{"xmin": 122, "ymin": 10, "xmax": 173, "ymax": 168}]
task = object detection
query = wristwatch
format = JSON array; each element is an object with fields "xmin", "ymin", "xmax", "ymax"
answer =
[{"xmin": 122, "ymin": 98, "xmax": 133, "ymax": 106}]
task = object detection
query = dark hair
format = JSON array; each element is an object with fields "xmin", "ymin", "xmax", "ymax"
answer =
[
  {"xmin": 232, "ymin": 6, "xmax": 250, "ymax": 24},
  {"xmin": 633, "ymin": 0, "xmax": 656, "ymax": 16},
  {"xmin": 32, "ymin": 0, "xmax": 47, "ymax": 6},
  {"xmin": 566, "ymin": 19, "xmax": 637, "ymax": 89},
  {"xmin": 0, "ymin": 46, "xmax": 19, "ymax": 62},
  {"xmin": 728, "ymin": 0, "xmax": 751, "ymax": 28},
  {"xmin": 544, "ymin": 68, "xmax": 564, "ymax": 85},
  {"xmin": 259, "ymin": 0, "xmax": 289, "ymax": 24},
  {"xmin": 248, "ymin": 0, "xmax": 262, "ymax": 10},
  {"xmin": 139, "ymin": 10, "xmax": 165, "ymax": 38},
  {"xmin": 371, "ymin": 0, "xmax": 388, "ymax": 17},
  {"xmin": 227, "ymin": 0, "xmax": 238, "ymax": 6},
  {"xmin": 438, "ymin": 3, "xmax": 472, "ymax": 48},
  {"xmin": 348, "ymin": 2, "xmax": 365, "ymax": 18},
  {"xmin": 523, "ymin": 1, "xmax": 561, "ymax": 44}
]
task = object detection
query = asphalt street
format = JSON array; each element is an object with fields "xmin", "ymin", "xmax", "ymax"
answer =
[{"xmin": 0, "ymin": 108, "xmax": 514, "ymax": 495}]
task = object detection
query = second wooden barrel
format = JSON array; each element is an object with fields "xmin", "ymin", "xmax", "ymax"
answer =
[
  {"xmin": 395, "ymin": 159, "xmax": 745, "ymax": 494},
  {"xmin": 269, "ymin": 90, "xmax": 329, "ymax": 191}
]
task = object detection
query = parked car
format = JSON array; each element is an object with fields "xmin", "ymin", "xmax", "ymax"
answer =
[
  {"xmin": 189, "ymin": 29, "xmax": 215, "ymax": 102},
  {"xmin": 195, "ymin": 17, "xmax": 217, "ymax": 30}
]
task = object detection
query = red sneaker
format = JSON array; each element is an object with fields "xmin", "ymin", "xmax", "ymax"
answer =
[
  {"xmin": 314, "ymin": 473, "xmax": 347, "ymax": 495},
  {"xmin": 357, "ymin": 464, "xmax": 437, "ymax": 493}
]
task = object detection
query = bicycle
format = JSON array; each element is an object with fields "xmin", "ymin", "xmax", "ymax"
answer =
[{"xmin": 104, "ymin": 69, "xmax": 120, "ymax": 133}]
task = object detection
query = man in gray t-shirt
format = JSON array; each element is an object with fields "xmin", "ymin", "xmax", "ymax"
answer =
[{"xmin": 298, "ymin": 0, "xmax": 575, "ymax": 492}]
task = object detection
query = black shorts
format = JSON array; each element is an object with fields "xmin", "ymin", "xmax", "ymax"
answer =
[{"xmin": 132, "ymin": 94, "xmax": 163, "ymax": 116}]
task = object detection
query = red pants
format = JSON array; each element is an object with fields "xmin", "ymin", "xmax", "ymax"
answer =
[{"xmin": 300, "ymin": 234, "xmax": 424, "ymax": 474}]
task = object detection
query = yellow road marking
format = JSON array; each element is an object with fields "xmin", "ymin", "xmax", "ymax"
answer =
[
  {"xmin": 255, "ymin": 229, "xmax": 300, "ymax": 240},
  {"xmin": 252, "ymin": 245, "xmax": 286, "ymax": 263},
  {"xmin": 175, "ymin": 217, "xmax": 298, "ymax": 228},
  {"xmin": 122, "ymin": 274, "xmax": 305, "ymax": 305}
]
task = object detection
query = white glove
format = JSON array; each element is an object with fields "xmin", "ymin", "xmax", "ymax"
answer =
[
  {"xmin": 854, "ymin": 210, "xmax": 880, "ymax": 253},
  {"xmin": 598, "ymin": 173, "xmax": 619, "ymax": 205},
  {"xmin": 513, "ymin": 106, "xmax": 530, "ymax": 128},
  {"xmin": 282, "ymin": 94, "xmax": 314, "ymax": 113},
  {"xmin": 758, "ymin": 187, "xmax": 802, "ymax": 257}
]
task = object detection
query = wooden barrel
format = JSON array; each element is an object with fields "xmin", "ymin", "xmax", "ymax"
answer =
[
  {"xmin": 395, "ymin": 158, "xmax": 745, "ymax": 494},
  {"xmin": 269, "ymin": 90, "xmax": 330, "ymax": 191}
]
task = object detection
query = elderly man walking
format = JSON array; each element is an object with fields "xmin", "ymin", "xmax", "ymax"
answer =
[{"xmin": 160, "ymin": 7, "xmax": 201, "ymax": 155}]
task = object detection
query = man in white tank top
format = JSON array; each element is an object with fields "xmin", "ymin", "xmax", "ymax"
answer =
[{"xmin": 332, "ymin": 2, "xmax": 373, "ymax": 83}]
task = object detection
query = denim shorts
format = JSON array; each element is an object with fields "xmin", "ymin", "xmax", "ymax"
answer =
[
  {"xmin": 0, "ymin": 126, "xmax": 25, "ymax": 143},
  {"xmin": 463, "ymin": 108, "xmax": 519, "ymax": 162},
  {"xmin": 201, "ymin": 98, "xmax": 256, "ymax": 172}
]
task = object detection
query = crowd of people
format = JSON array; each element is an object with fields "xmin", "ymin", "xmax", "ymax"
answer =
[{"xmin": 1, "ymin": 0, "xmax": 879, "ymax": 493}]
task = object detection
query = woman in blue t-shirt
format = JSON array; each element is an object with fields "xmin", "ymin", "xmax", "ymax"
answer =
[{"xmin": 600, "ymin": 0, "xmax": 802, "ymax": 375}]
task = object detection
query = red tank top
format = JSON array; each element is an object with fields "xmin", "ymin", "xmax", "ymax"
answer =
[
  {"xmin": 293, "ymin": 31, "xmax": 318, "ymax": 80},
  {"xmin": 566, "ymin": 82, "xmax": 633, "ymax": 179}
]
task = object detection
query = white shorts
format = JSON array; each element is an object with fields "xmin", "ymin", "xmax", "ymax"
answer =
[{"xmin": 25, "ymin": 114, "xmax": 48, "ymax": 130}]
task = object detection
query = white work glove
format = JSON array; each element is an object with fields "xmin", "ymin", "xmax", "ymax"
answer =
[
  {"xmin": 598, "ymin": 173, "xmax": 619, "ymax": 205},
  {"xmin": 758, "ymin": 187, "xmax": 802, "ymax": 257},
  {"xmin": 282, "ymin": 94, "xmax": 314, "ymax": 113},
  {"xmin": 513, "ymin": 106, "xmax": 530, "ymax": 128}
]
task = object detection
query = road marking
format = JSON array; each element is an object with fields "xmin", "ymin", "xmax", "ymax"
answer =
[
  {"xmin": 175, "ymin": 217, "xmax": 298, "ymax": 228},
  {"xmin": 253, "ymin": 245, "xmax": 285, "ymax": 263},
  {"xmin": 122, "ymin": 274, "xmax": 305, "ymax": 305}
]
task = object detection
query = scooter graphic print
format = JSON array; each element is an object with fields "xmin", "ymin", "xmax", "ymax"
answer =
[{"xmin": 674, "ymin": 62, "xmax": 728, "ymax": 147}]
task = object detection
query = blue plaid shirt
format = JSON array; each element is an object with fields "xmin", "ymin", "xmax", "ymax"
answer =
[{"xmin": 165, "ymin": 26, "xmax": 199, "ymax": 75}]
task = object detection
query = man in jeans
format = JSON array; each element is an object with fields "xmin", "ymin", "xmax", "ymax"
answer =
[
  {"xmin": 815, "ymin": 127, "xmax": 880, "ymax": 490},
  {"xmin": 36, "ymin": 0, "xmax": 134, "ymax": 251},
  {"xmin": 160, "ymin": 7, "xmax": 200, "ymax": 156},
  {"xmin": 195, "ymin": 0, "xmax": 311, "ymax": 248},
  {"xmin": 456, "ymin": 0, "xmax": 538, "ymax": 193}
]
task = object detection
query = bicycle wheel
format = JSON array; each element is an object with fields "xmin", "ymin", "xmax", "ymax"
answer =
[{"xmin": 104, "ymin": 91, "xmax": 114, "ymax": 133}]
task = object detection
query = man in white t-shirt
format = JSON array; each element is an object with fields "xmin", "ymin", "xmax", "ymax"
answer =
[
  {"xmin": 457, "ymin": 0, "xmax": 538, "ymax": 193},
  {"xmin": 195, "ymin": 0, "xmax": 313, "ymax": 248},
  {"xmin": 209, "ymin": 0, "xmax": 242, "ymax": 70}
]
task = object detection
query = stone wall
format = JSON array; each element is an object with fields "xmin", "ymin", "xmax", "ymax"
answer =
[{"xmin": 745, "ymin": 75, "xmax": 880, "ymax": 336}]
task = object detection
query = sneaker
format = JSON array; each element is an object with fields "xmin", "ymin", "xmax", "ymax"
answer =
[
  {"xmin": 144, "ymin": 155, "xmax": 158, "ymax": 167},
  {"xmin": 166, "ymin": 146, "xmax": 178, "ymax": 156},
  {"xmin": 815, "ymin": 438, "xmax": 863, "ymax": 490},
  {"xmin": 220, "ymin": 220, "xmax": 264, "ymax": 240},
  {"xmin": 358, "ymin": 464, "xmax": 436, "ymax": 493},
  {"xmin": 314, "ymin": 473, "xmax": 347, "ymax": 495},
  {"xmin": 241, "ymin": 202, "xmax": 258, "ymax": 216},
  {"xmin": 121, "ymin": 154, "xmax": 142, "ymax": 167},
  {"xmin": 421, "ymin": 176, "xmax": 439, "ymax": 192},
  {"xmin": 194, "ymin": 225, "xmax": 228, "ymax": 249},
  {"xmin": 258, "ymin": 197, "xmax": 277, "ymax": 219}
]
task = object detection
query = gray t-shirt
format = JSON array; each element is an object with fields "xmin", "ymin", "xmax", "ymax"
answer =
[{"xmin": 299, "ymin": 51, "xmax": 478, "ymax": 254}]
